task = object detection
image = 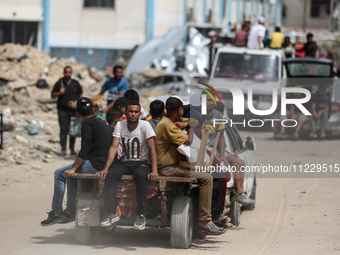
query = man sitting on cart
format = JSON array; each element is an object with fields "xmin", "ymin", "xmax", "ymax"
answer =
[
  {"xmin": 155, "ymin": 97, "xmax": 226, "ymax": 235},
  {"xmin": 98, "ymin": 100, "xmax": 159, "ymax": 230},
  {"xmin": 41, "ymin": 97, "xmax": 113, "ymax": 226}
]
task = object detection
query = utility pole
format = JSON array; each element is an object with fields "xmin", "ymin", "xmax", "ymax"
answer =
[
  {"xmin": 302, "ymin": 0, "xmax": 307, "ymax": 32},
  {"xmin": 330, "ymin": 0, "xmax": 335, "ymax": 32}
]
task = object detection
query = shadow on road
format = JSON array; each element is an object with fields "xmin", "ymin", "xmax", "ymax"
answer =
[{"xmin": 31, "ymin": 225, "xmax": 229, "ymax": 251}]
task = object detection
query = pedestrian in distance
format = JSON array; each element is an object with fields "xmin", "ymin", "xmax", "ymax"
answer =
[
  {"xmin": 270, "ymin": 27, "xmax": 284, "ymax": 49},
  {"xmin": 51, "ymin": 66, "xmax": 83, "ymax": 156},
  {"xmin": 247, "ymin": 16, "xmax": 266, "ymax": 50},
  {"xmin": 97, "ymin": 65, "xmax": 129, "ymax": 113}
]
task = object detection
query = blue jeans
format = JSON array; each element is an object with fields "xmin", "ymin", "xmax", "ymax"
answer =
[{"xmin": 52, "ymin": 160, "xmax": 97, "ymax": 215}]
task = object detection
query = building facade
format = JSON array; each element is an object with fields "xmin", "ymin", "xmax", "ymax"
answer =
[{"xmin": 0, "ymin": 0, "xmax": 282, "ymax": 69}]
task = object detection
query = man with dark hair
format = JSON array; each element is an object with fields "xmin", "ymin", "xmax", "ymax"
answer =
[
  {"xmin": 98, "ymin": 100, "xmax": 159, "ymax": 230},
  {"xmin": 232, "ymin": 24, "xmax": 249, "ymax": 47},
  {"xmin": 296, "ymin": 33, "xmax": 318, "ymax": 58},
  {"xmin": 41, "ymin": 97, "xmax": 112, "ymax": 226},
  {"xmin": 113, "ymin": 96, "xmax": 129, "ymax": 117},
  {"xmin": 98, "ymin": 65, "xmax": 128, "ymax": 113},
  {"xmin": 51, "ymin": 65, "xmax": 83, "ymax": 156},
  {"xmin": 148, "ymin": 99, "xmax": 164, "ymax": 130},
  {"xmin": 124, "ymin": 89, "xmax": 145, "ymax": 118},
  {"xmin": 155, "ymin": 97, "xmax": 226, "ymax": 235},
  {"xmin": 270, "ymin": 27, "xmax": 284, "ymax": 49},
  {"xmin": 106, "ymin": 108, "xmax": 124, "ymax": 132},
  {"xmin": 124, "ymin": 89, "xmax": 139, "ymax": 101}
]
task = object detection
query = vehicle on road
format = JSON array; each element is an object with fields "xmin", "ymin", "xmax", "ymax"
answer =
[
  {"xmin": 273, "ymin": 58, "xmax": 338, "ymax": 138},
  {"xmin": 71, "ymin": 118, "xmax": 257, "ymax": 248},
  {"xmin": 208, "ymin": 46, "xmax": 285, "ymax": 122},
  {"xmin": 136, "ymin": 72, "xmax": 191, "ymax": 97}
]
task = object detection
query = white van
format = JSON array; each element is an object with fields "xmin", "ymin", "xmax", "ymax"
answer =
[{"xmin": 208, "ymin": 46, "xmax": 286, "ymax": 121}]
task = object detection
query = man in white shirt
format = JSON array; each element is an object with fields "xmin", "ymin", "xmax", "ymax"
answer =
[
  {"xmin": 247, "ymin": 16, "xmax": 266, "ymax": 50},
  {"xmin": 98, "ymin": 100, "xmax": 159, "ymax": 230}
]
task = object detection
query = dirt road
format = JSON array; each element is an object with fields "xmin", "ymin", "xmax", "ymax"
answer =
[{"xmin": 0, "ymin": 131, "xmax": 339, "ymax": 255}]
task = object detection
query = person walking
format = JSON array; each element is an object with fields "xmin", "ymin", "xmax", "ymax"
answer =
[{"xmin": 51, "ymin": 66, "xmax": 83, "ymax": 156}]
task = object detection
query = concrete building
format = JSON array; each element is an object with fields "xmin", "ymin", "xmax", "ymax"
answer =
[
  {"xmin": 0, "ymin": 0, "xmax": 282, "ymax": 69},
  {"xmin": 282, "ymin": 0, "xmax": 331, "ymax": 33}
]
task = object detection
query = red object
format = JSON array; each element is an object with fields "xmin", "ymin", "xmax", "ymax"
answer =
[
  {"xmin": 116, "ymin": 181, "xmax": 158, "ymax": 219},
  {"xmin": 295, "ymin": 45, "xmax": 306, "ymax": 58},
  {"xmin": 331, "ymin": 102, "xmax": 340, "ymax": 113}
]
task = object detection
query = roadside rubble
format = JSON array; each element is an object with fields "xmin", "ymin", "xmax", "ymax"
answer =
[
  {"xmin": 0, "ymin": 43, "xmax": 107, "ymax": 167},
  {"xmin": 0, "ymin": 43, "xmax": 181, "ymax": 167}
]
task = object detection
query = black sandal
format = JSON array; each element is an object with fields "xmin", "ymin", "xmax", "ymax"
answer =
[{"xmin": 199, "ymin": 222, "xmax": 227, "ymax": 235}]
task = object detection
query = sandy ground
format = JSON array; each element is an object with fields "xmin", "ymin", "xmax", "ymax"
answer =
[{"xmin": 0, "ymin": 131, "xmax": 339, "ymax": 255}]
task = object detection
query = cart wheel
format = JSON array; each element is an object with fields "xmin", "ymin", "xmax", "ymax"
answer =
[
  {"xmin": 75, "ymin": 225, "xmax": 97, "ymax": 245},
  {"xmin": 227, "ymin": 200, "xmax": 241, "ymax": 227},
  {"xmin": 170, "ymin": 196, "xmax": 193, "ymax": 249},
  {"xmin": 75, "ymin": 192, "xmax": 97, "ymax": 244},
  {"xmin": 242, "ymin": 178, "xmax": 257, "ymax": 210}
]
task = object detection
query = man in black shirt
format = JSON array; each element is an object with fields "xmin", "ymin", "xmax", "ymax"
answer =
[
  {"xmin": 51, "ymin": 66, "xmax": 83, "ymax": 156},
  {"xmin": 41, "ymin": 97, "xmax": 112, "ymax": 226},
  {"xmin": 296, "ymin": 33, "xmax": 318, "ymax": 58}
]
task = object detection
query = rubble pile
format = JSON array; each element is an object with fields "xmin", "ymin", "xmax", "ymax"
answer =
[{"xmin": 0, "ymin": 43, "xmax": 107, "ymax": 167}]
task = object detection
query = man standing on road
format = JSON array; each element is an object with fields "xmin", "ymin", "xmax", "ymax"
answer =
[
  {"xmin": 98, "ymin": 101, "xmax": 159, "ymax": 230},
  {"xmin": 41, "ymin": 97, "xmax": 112, "ymax": 226},
  {"xmin": 247, "ymin": 16, "xmax": 266, "ymax": 50},
  {"xmin": 97, "ymin": 65, "xmax": 129, "ymax": 113},
  {"xmin": 51, "ymin": 66, "xmax": 83, "ymax": 156}
]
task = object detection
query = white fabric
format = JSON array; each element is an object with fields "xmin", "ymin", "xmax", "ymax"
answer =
[
  {"xmin": 113, "ymin": 120, "xmax": 155, "ymax": 162},
  {"xmin": 177, "ymin": 133, "xmax": 210, "ymax": 165},
  {"xmin": 258, "ymin": 16, "xmax": 265, "ymax": 23},
  {"xmin": 247, "ymin": 24, "xmax": 266, "ymax": 49}
]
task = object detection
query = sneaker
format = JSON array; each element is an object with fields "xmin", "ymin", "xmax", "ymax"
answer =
[
  {"xmin": 59, "ymin": 211, "xmax": 75, "ymax": 224},
  {"xmin": 134, "ymin": 215, "xmax": 146, "ymax": 230},
  {"xmin": 319, "ymin": 132, "xmax": 326, "ymax": 139},
  {"xmin": 41, "ymin": 211, "xmax": 64, "ymax": 226},
  {"xmin": 276, "ymin": 132, "xmax": 287, "ymax": 140},
  {"xmin": 293, "ymin": 131, "xmax": 299, "ymax": 139},
  {"xmin": 100, "ymin": 213, "xmax": 120, "ymax": 227},
  {"xmin": 309, "ymin": 132, "xmax": 317, "ymax": 139},
  {"xmin": 233, "ymin": 192, "xmax": 255, "ymax": 205}
]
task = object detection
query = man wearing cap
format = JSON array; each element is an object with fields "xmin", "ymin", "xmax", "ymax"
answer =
[
  {"xmin": 41, "ymin": 97, "xmax": 112, "ymax": 226},
  {"xmin": 155, "ymin": 97, "xmax": 226, "ymax": 235},
  {"xmin": 208, "ymin": 30, "xmax": 218, "ymax": 75},
  {"xmin": 247, "ymin": 16, "xmax": 266, "ymax": 50}
]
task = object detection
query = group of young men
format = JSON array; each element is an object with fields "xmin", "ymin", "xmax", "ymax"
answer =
[
  {"xmin": 42, "ymin": 67, "xmax": 254, "ymax": 236},
  {"xmin": 277, "ymin": 86, "xmax": 331, "ymax": 139}
]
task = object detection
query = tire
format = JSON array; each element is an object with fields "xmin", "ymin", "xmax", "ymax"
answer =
[
  {"xmin": 227, "ymin": 200, "xmax": 241, "ymax": 227},
  {"xmin": 242, "ymin": 178, "xmax": 257, "ymax": 211},
  {"xmin": 75, "ymin": 192, "xmax": 98, "ymax": 245},
  {"xmin": 170, "ymin": 196, "xmax": 193, "ymax": 249}
]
